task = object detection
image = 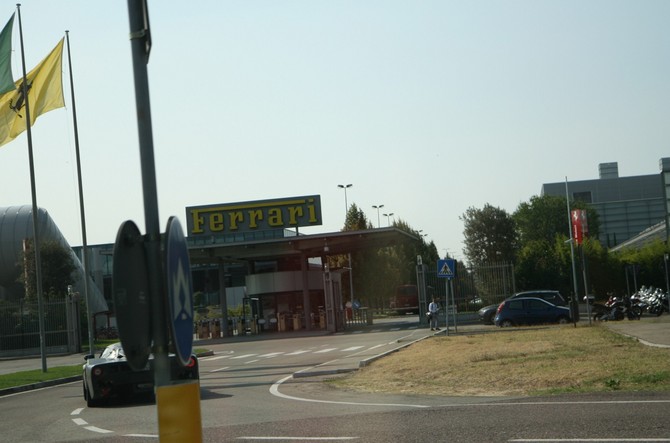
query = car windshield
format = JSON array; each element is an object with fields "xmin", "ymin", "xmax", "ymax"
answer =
[{"xmin": 99, "ymin": 345, "xmax": 125, "ymax": 360}]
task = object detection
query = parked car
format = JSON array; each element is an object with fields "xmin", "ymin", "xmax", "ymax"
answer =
[
  {"xmin": 478, "ymin": 290, "xmax": 568, "ymax": 325},
  {"xmin": 494, "ymin": 297, "xmax": 571, "ymax": 327},
  {"xmin": 82, "ymin": 342, "xmax": 199, "ymax": 407}
]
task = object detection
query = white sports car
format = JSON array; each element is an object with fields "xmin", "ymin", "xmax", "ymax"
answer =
[{"xmin": 82, "ymin": 342, "xmax": 199, "ymax": 407}]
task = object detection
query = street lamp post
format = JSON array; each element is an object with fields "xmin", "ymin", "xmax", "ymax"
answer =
[
  {"xmin": 337, "ymin": 184, "xmax": 352, "ymax": 219},
  {"xmin": 372, "ymin": 204, "xmax": 384, "ymax": 228},
  {"xmin": 337, "ymin": 184, "xmax": 355, "ymax": 313},
  {"xmin": 383, "ymin": 212, "xmax": 394, "ymax": 226}
]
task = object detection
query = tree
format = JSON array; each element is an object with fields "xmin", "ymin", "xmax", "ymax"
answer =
[
  {"xmin": 330, "ymin": 206, "xmax": 438, "ymax": 312},
  {"xmin": 461, "ymin": 204, "xmax": 518, "ymax": 266},
  {"xmin": 514, "ymin": 195, "xmax": 600, "ymax": 245},
  {"xmin": 613, "ymin": 240, "xmax": 669, "ymax": 294},
  {"xmin": 392, "ymin": 218, "xmax": 439, "ymax": 284},
  {"xmin": 19, "ymin": 240, "xmax": 77, "ymax": 303}
]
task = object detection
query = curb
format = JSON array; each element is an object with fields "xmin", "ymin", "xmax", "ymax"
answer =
[
  {"xmin": 0, "ymin": 375, "xmax": 81, "ymax": 397},
  {"xmin": 293, "ymin": 333, "xmax": 433, "ymax": 378}
]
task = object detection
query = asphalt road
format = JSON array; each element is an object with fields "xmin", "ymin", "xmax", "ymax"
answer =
[{"xmin": 1, "ymin": 316, "xmax": 670, "ymax": 442}]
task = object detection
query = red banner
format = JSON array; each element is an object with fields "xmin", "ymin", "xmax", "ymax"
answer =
[{"xmin": 571, "ymin": 209, "xmax": 589, "ymax": 245}]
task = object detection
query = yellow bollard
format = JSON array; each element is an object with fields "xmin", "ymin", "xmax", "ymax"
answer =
[{"xmin": 156, "ymin": 380, "xmax": 202, "ymax": 442}]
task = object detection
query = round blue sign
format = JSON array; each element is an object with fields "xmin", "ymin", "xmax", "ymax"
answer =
[{"xmin": 165, "ymin": 217, "xmax": 194, "ymax": 366}]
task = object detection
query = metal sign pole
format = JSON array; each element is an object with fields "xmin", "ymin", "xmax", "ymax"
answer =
[
  {"xmin": 444, "ymin": 277, "xmax": 449, "ymax": 336},
  {"xmin": 450, "ymin": 278, "xmax": 457, "ymax": 333}
]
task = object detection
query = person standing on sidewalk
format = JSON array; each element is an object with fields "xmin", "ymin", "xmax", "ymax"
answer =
[{"xmin": 428, "ymin": 297, "xmax": 440, "ymax": 331}]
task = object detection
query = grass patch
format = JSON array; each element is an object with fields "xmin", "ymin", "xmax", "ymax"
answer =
[
  {"xmin": 0, "ymin": 365, "xmax": 82, "ymax": 390},
  {"xmin": 329, "ymin": 324, "xmax": 670, "ymax": 396}
]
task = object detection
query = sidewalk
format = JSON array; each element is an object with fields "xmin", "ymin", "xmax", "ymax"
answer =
[{"xmin": 600, "ymin": 314, "xmax": 670, "ymax": 348}]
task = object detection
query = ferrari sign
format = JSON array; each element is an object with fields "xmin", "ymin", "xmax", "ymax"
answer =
[{"xmin": 571, "ymin": 210, "xmax": 589, "ymax": 245}]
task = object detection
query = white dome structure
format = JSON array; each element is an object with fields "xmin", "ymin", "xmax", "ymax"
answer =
[{"xmin": 0, "ymin": 205, "xmax": 108, "ymax": 314}]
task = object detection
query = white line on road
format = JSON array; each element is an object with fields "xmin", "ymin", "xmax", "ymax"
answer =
[
  {"xmin": 270, "ymin": 375, "xmax": 427, "ymax": 408},
  {"xmin": 286, "ymin": 350, "xmax": 310, "ymax": 355},
  {"xmin": 210, "ymin": 366, "xmax": 230, "ymax": 373},
  {"xmin": 314, "ymin": 348, "xmax": 337, "ymax": 353},
  {"xmin": 231, "ymin": 354, "xmax": 257, "ymax": 359},
  {"xmin": 84, "ymin": 426, "xmax": 114, "ymax": 434},
  {"xmin": 340, "ymin": 346, "xmax": 364, "ymax": 352},
  {"xmin": 258, "ymin": 352, "xmax": 284, "ymax": 358},
  {"xmin": 72, "ymin": 418, "xmax": 87, "ymax": 426},
  {"xmin": 201, "ymin": 355, "xmax": 232, "ymax": 361}
]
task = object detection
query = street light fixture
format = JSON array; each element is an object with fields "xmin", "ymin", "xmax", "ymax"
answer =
[
  {"xmin": 372, "ymin": 204, "xmax": 384, "ymax": 228},
  {"xmin": 337, "ymin": 184, "xmax": 353, "ymax": 220},
  {"xmin": 383, "ymin": 212, "xmax": 394, "ymax": 226}
]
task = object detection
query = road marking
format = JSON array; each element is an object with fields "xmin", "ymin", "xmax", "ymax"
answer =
[
  {"xmin": 286, "ymin": 350, "xmax": 310, "ymax": 355},
  {"xmin": 246, "ymin": 359, "xmax": 260, "ymax": 364},
  {"xmin": 71, "ymin": 408, "xmax": 84, "ymax": 415},
  {"xmin": 85, "ymin": 426, "xmax": 114, "ymax": 434},
  {"xmin": 210, "ymin": 366, "xmax": 230, "ymax": 373},
  {"xmin": 368, "ymin": 344, "xmax": 384, "ymax": 350},
  {"xmin": 72, "ymin": 416, "xmax": 115, "ymax": 435},
  {"xmin": 270, "ymin": 375, "xmax": 427, "ymax": 408},
  {"xmin": 314, "ymin": 348, "xmax": 337, "ymax": 353},
  {"xmin": 125, "ymin": 434, "xmax": 158, "ymax": 438},
  {"xmin": 258, "ymin": 352, "xmax": 284, "ymax": 358},
  {"xmin": 201, "ymin": 355, "xmax": 231, "ymax": 361},
  {"xmin": 341, "ymin": 346, "xmax": 364, "ymax": 352},
  {"xmin": 231, "ymin": 354, "xmax": 257, "ymax": 359}
]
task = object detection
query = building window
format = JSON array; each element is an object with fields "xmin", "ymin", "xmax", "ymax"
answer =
[{"xmin": 573, "ymin": 191, "xmax": 592, "ymax": 203}]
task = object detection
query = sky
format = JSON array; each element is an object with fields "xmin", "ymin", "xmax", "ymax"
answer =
[{"xmin": 0, "ymin": 1, "xmax": 668, "ymax": 262}]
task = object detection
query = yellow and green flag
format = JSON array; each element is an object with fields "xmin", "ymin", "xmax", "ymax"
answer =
[
  {"xmin": 0, "ymin": 14, "xmax": 15, "ymax": 95},
  {"xmin": 0, "ymin": 38, "xmax": 64, "ymax": 148}
]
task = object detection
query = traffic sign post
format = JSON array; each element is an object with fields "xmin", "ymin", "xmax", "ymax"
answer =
[
  {"xmin": 124, "ymin": 2, "xmax": 202, "ymax": 440},
  {"xmin": 437, "ymin": 259, "xmax": 458, "ymax": 334}
]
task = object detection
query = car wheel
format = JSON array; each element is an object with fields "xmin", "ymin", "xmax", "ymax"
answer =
[
  {"xmin": 84, "ymin": 382, "xmax": 100, "ymax": 408},
  {"xmin": 630, "ymin": 306, "xmax": 642, "ymax": 320},
  {"xmin": 487, "ymin": 312, "xmax": 496, "ymax": 325},
  {"xmin": 557, "ymin": 317, "xmax": 569, "ymax": 324},
  {"xmin": 500, "ymin": 319, "xmax": 513, "ymax": 327}
]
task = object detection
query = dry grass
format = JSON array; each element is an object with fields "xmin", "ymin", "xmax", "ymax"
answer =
[{"xmin": 329, "ymin": 324, "xmax": 670, "ymax": 396}]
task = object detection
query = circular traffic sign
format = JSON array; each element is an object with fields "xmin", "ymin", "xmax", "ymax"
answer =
[
  {"xmin": 165, "ymin": 216, "xmax": 194, "ymax": 366},
  {"xmin": 112, "ymin": 220, "xmax": 151, "ymax": 371}
]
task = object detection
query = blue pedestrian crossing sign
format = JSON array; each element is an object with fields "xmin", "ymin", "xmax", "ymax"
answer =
[{"xmin": 437, "ymin": 259, "xmax": 456, "ymax": 279}]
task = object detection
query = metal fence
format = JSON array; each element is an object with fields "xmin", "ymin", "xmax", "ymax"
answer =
[
  {"xmin": 424, "ymin": 261, "xmax": 516, "ymax": 312},
  {"xmin": 0, "ymin": 298, "xmax": 81, "ymax": 358}
]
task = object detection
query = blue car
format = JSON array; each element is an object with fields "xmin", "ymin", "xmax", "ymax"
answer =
[{"xmin": 494, "ymin": 297, "xmax": 571, "ymax": 327}]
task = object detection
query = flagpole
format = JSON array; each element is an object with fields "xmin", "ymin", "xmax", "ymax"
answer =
[
  {"xmin": 65, "ymin": 31, "xmax": 95, "ymax": 355},
  {"xmin": 565, "ymin": 177, "xmax": 582, "ymax": 325},
  {"xmin": 16, "ymin": 3, "xmax": 47, "ymax": 372}
]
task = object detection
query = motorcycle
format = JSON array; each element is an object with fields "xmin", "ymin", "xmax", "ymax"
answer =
[{"xmin": 593, "ymin": 295, "xmax": 641, "ymax": 321}]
